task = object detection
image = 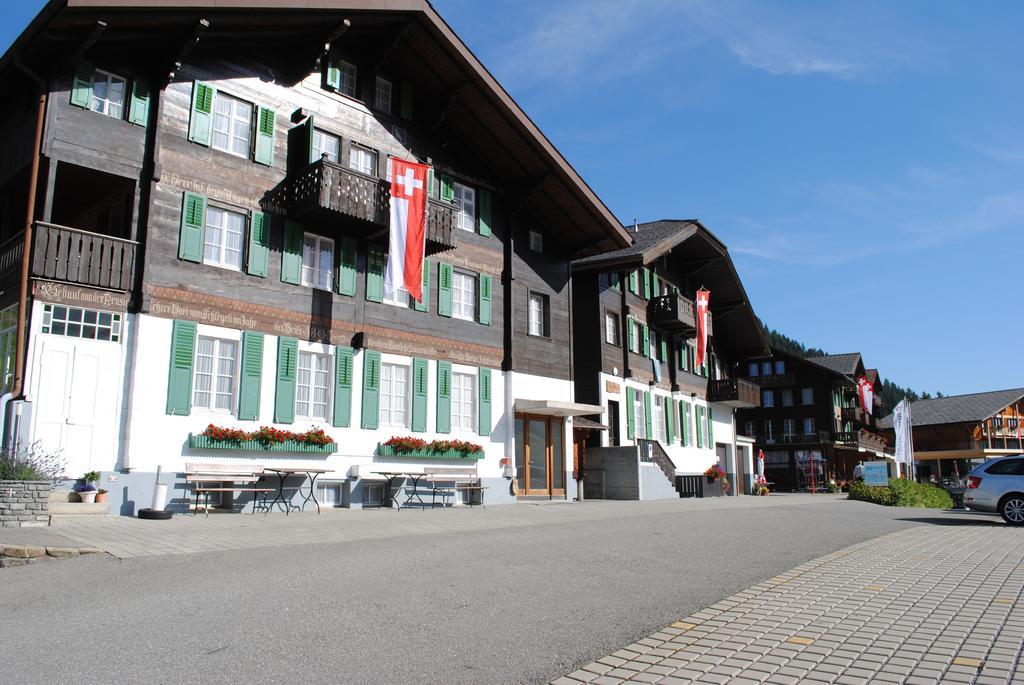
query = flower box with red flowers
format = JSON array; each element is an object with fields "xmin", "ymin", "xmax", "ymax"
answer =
[
  {"xmin": 377, "ymin": 436, "xmax": 485, "ymax": 460},
  {"xmin": 189, "ymin": 425, "xmax": 337, "ymax": 453}
]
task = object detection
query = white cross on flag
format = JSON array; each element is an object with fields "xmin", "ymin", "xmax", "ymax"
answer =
[
  {"xmin": 385, "ymin": 157, "xmax": 430, "ymax": 302},
  {"xmin": 695, "ymin": 288, "xmax": 711, "ymax": 369},
  {"xmin": 857, "ymin": 376, "xmax": 874, "ymax": 415}
]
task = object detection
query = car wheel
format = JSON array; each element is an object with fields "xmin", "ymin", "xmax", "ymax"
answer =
[{"xmin": 999, "ymin": 495, "xmax": 1024, "ymax": 526}]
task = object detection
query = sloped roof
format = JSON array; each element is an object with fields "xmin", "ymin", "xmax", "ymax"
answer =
[
  {"xmin": 878, "ymin": 388, "xmax": 1024, "ymax": 429},
  {"xmin": 572, "ymin": 220, "xmax": 700, "ymax": 268},
  {"xmin": 807, "ymin": 353, "xmax": 862, "ymax": 377}
]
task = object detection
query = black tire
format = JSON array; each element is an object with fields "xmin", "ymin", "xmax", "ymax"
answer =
[
  {"xmin": 998, "ymin": 494, "xmax": 1024, "ymax": 526},
  {"xmin": 137, "ymin": 508, "xmax": 173, "ymax": 520}
]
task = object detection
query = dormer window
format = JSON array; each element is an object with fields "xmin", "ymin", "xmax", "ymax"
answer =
[
  {"xmin": 374, "ymin": 76, "xmax": 392, "ymax": 112},
  {"xmin": 338, "ymin": 60, "xmax": 358, "ymax": 97},
  {"xmin": 90, "ymin": 69, "xmax": 126, "ymax": 118},
  {"xmin": 529, "ymin": 231, "xmax": 543, "ymax": 252}
]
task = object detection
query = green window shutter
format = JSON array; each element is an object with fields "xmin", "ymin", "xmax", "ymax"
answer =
[
  {"xmin": 70, "ymin": 62, "xmax": 95, "ymax": 108},
  {"xmin": 287, "ymin": 115, "xmax": 315, "ymax": 174},
  {"xmin": 625, "ymin": 387, "xmax": 636, "ymax": 440},
  {"xmin": 626, "ymin": 318, "xmax": 635, "ymax": 352},
  {"xmin": 666, "ymin": 397, "xmax": 675, "ymax": 444},
  {"xmin": 478, "ymin": 274, "xmax": 492, "ymax": 325},
  {"xmin": 411, "ymin": 358, "xmax": 429, "ymax": 433},
  {"xmin": 478, "ymin": 367, "xmax": 492, "ymax": 436},
  {"xmin": 677, "ymin": 341, "xmax": 685, "ymax": 371},
  {"xmin": 440, "ymin": 176, "xmax": 455, "ymax": 203},
  {"xmin": 332, "ymin": 346, "xmax": 354, "ymax": 427},
  {"xmin": 696, "ymin": 405, "xmax": 704, "ymax": 448},
  {"xmin": 642, "ymin": 268, "xmax": 652, "ymax": 299},
  {"xmin": 273, "ymin": 337, "xmax": 298, "ymax": 424},
  {"xmin": 365, "ymin": 245, "xmax": 384, "ymax": 302},
  {"xmin": 652, "ymin": 274, "xmax": 660, "ymax": 297},
  {"xmin": 400, "ymin": 80, "xmax": 414, "ymax": 120},
  {"xmin": 246, "ymin": 211, "xmax": 269, "ymax": 277},
  {"xmin": 659, "ymin": 337, "xmax": 667, "ymax": 362},
  {"xmin": 414, "ymin": 260, "xmax": 430, "ymax": 312},
  {"xmin": 628, "ymin": 270, "xmax": 639, "ymax": 295},
  {"xmin": 178, "ymin": 192, "xmax": 206, "ymax": 263},
  {"xmin": 361, "ymin": 351, "xmax": 381, "ymax": 430},
  {"xmin": 641, "ymin": 324, "xmax": 649, "ymax": 357},
  {"xmin": 254, "ymin": 106, "xmax": 275, "ymax": 166},
  {"xmin": 436, "ymin": 361, "xmax": 452, "ymax": 434},
  {"xmin": 478, "ymin": 188, "xmax": 493, "ymax": 236},
  {"xmin": 281, "ymin": 220, "xmax": 303, "ymax": 285},
  {"xmin": 237, "ymin": 331, "xmax": 264, "ymax": 421},
  {"xmin": 611, "ymin": 273, "xmax": 621, "ymax": 292},
  {"xmin": 165, "ymin": 320, "xmax": 196, "ymax": 415},
  {"xmin": 188, "ymin": 81, "xmax": 215, "ymax": 146},
  {"xmin": 128, "ymin": 79, "xmax": 150, "ymax": 126},
  {"xmin": 438, "ymin": 262, "xmax": 453, "ymax": 317},
  {"xmin": 324, "ymin": 47, "xmax": 342, "ymax": 90},
  {"xmin": 337, "ymin": 237, "xmax": 358, "ymax": 296},
  {"xmin": 644, "ymin": 391, "xmax": 653, "ymax": 439},
  {"xmin": 707, "ymin": 406, "xmax": 714, "ymax": 446},
  {"xmin": 682, "ymin": 402, "xmax": 690, "ymax": 446}
]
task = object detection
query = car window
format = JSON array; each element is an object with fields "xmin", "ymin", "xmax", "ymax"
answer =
[{"xmin": 985, "ymin": 459, "xmax": 1023, "ymax": 475}]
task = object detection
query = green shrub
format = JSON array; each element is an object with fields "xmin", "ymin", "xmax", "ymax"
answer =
[{"xmin": 849, "ymin": 478, "xmax": 952, "ymax": 509}]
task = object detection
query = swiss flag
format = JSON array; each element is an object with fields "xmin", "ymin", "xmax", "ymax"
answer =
[
  {"xmin": 385, "ymin": 158, "xmax": 430, "ymax": 302},
  {"xmin": 695, "ymin": 288, "xmax": 710, "ymax": 369},
  {"xmin": 857, "ymin": 376, "xmax": 874, "ymax": 415}
]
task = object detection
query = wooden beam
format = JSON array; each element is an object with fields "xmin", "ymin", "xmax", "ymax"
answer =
[
  {"xmin": 66, "ymin": 20, "xmax": 107, "ymax": 69},
  {"xmin": 167, "ymin": 19, "xmax": 209, "ymax": 84}
]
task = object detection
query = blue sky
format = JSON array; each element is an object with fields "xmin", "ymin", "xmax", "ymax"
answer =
[{"xmin": 4, "ymin": 1, "xmax": 1022, "ymax": 397}]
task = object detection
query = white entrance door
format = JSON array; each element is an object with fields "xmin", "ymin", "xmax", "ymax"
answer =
[{"xmin": 31, "ymin": 336, "xmax": 120, "ymax": 478}]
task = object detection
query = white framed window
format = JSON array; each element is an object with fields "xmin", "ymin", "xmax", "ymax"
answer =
[
  {"xmin": 761, "ymin": 361, "xmax": 772, "ymax": 376},
  {"xmin": 649, "ymin": 332, "xmax": 658, "ymax": 360},
  {"xmin": 380, "ymin": 362, "xmax": 410, "ymax": 427},
  {"xmin": 383, "ymin": 282, "xmax": 411, "ymax": 308},
  {"xmin": 528, "ymin": 292, "xmax": 548, "ymax": 337},
  {"xmin": 349, "ymin": 144, "xmax": 377, "ymax": 176},
  {"xmin": 90, "ymin": 69, "xmax": 126, "ymax": 119},
  {"xmin": 631, "ymin": 320, "xmax": 642, "ymax": 354},
  {"xmin": 338, "ymin": 60, "xmax": 358, "ymax": 97},
  {"xmin": 748, "ymin": 362, "xmax": 759, "ymax": 377},
  {"xmin": 451, "ymin": 371, "xmax": 476, "ymax": 432},
  {"xmin": 783, "ymin": 419, "xmax": 795, "ymax": 439},
  {"xmin": 312, "ymin": 128, "xmax": 341, "ymax": 163},
  {"xmin": 803, "ymin": 418, "xmax": 816, "ymax": 437},
  {"xmin": 301, "ymin": 234, "xmax": 334, "ymax": 291},
  {"xmin": 41, "ymin": 304, "xmax": 122, "ymax": 343},
  {"xmin": 605, "ymin": 312, "xmax": 619, "ymax": 346},
  {"xmin": 203, "ymin": 206, "xmax": 245, "ymax": 271},
  {"xmin": 781, "ymin": 389, "xmax": 794, "ymax": 407},
  {"xmin": 654, "ymin": 397, "xmax": 666, "ymax": 442},
  {"xmin": 374, "ymin": 76, "xmax": 392, "ymax": 112},
  {"xmin": 764, "ymin": 420, "xmax": 774, "ymax": 444},
  {"xmin": 296, "ymin": 351, "xmax": 331, "ymax": 421},
  {"xmin": 801, "ymin": 387, "xmax": 814, "ymax": 405},
  {"xmin": 454, "ymin": 182, "xmax": 476, "ymax": 232},
  {"xmin": 212, "ymin": 92, "xmax": 253, "ymax": 158},
  {"xmin": 762, "ymin": 390, "xmax": 775, "ymax": 408},
  {"xmin": 775, "ymin": 360, "xmax": 786, "ymax": 374},
  {"xmin": 634, "ymin": 392, "xmax": 647, "ymax": 439},
  {"xmin": 452, "ymin": 271, "xmax": 477, "ymax": 321},
  {"xmin": 744, "ymin": 420, "xmax": 756, "ymax": 438},
  {"xmin": 193, "ymin": 337, "xmax": 238, "ymax": 412},
  {"xmin": 529, "ymin": 231, "xmax": 543, "ymax": 252}
]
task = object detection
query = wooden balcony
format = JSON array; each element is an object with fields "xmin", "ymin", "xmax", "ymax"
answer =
[
  {"xmin": 0, "ymin": 223, "xmax": 138, "ymax": 293},
  {"xmin": 648, "ymin": 293, "xmax": 713, "ymax": 336},
  {"xmin": 833, "ymin": 430, "xmax": 889, "ymax": 453},
  {"xmin": 707, "ymin": 378, "xmax": 761, "ymax": 408},
  {"xmin": 842, "ymin": 406, "xmax": 868, "ymax": 424},
  {"xmin": 263, "ymin": 159, "xmax": 457, "ymax": 255}
]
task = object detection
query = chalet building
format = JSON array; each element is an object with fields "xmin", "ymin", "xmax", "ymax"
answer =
[
  {"xmin": 736, "ymin": 351, "xmax": 892, "ymax": 491},
  {"xmin": 570, "ymin": 220, "xmax": 769, "ymax": 498},
  {"xmin": 879, "ymin": 388, "xmax": 1024, "ymax": 483},
  {"xmin": 0, "ymin": 0, "xmax": 632, "ymax": 511}
]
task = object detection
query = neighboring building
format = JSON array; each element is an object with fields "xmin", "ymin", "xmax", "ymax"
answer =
[
  {"xmin": 879, "ymin": 389, "xmax": 1024, "ymax": 482},
  {"xmin": 736, "ymin": 351, "xmax": 892, "ymax": 491},
  {"xmin": 570, "ymin": 220, "xmax": 768, "ymax": 498},
  {"xmin": 0, "ymin": 1, "xmax": 632, "ymax": 511}
]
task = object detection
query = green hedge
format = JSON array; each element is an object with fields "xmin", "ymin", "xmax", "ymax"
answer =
[{"xmin": 849, "ymin": 479, "xmax": 952, "ymax": 509}]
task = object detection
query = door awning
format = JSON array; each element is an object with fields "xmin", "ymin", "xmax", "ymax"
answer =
[
  {"xmin": 515, "ymin": 400, "xmax": 604, "ymax": 417},
  {"xmin": 572, "ymin": 417, "xmax": 609, "ymax": 431}
]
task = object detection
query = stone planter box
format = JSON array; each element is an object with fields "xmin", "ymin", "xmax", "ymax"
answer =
[
  {"xmin": 376, "ymin": 444, "xmax": 484, "ymax": 460},
  {"xmin": 702, "ymin": 477, "xmax": 725, "ymax": 498},
  {"xmin": 0, "ymin": 480, "xmax": 51, "ymax": 527},
  {"xmin": 188, "ymin": 434, "xmax": 336, "ymax": 454}
]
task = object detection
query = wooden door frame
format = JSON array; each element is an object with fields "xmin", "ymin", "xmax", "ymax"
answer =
[{"xmin": 516, "ymin": 412, "xmax": 566, "ymax": 497}]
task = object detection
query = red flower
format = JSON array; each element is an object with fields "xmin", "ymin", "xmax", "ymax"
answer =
[
  {"xmin": 384, "ymin": 436, "xmax": 483, "ymax": 455},
  {"xmin": 200, "ymin": 424, "xmax": 335, "ymax": 447}
]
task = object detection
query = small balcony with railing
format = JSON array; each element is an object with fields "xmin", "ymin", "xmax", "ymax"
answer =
[
  {"xmin": 648, "ymin": 292, "xmax": 713, "ymax": 336},
  {"xmin": 263, "ymin": 157, "xmax": 458, "ymax": 256},
  {"xmin": 707, "ymin": 378, "xmax": 761, "ymax": 408},
  {"xmin": 0, "ymin": 222, "xmax": 138, "ymax": 294},
  {"xmin": 832, "ymin": 430, "xmax": 889, "ymax": 453}
]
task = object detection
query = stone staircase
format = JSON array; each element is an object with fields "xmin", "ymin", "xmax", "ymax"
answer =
[{"xmin": 47, "ymin": 491, "xmax": 110, "ymax": 523}]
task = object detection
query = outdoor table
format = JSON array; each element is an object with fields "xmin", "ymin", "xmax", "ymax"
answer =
[
  {"xmin": 372, "ymin": 471, "xmax": 427, "ymax": 510},
  {"xmin": 264, "ymin": 467, "xmax": 330, "ymax": 515}
]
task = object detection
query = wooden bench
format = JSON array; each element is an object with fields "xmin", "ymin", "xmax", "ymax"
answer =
[
  {"xmin": 184, "ymin": 463, "xmax": 273, "ymax": 517},
  {"xmin": 423, "ymin": 467, "xmax": 488, "ymax": 508}
]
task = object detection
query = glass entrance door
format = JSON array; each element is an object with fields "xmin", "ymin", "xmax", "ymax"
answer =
[{"xmin": 514, "ymin": 414, "xmax": 566, "ymax": 497}]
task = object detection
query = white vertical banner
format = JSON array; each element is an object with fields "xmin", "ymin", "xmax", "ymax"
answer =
[{"xmin": 893, "ymin": 398, "xmax": 914, "ymax": 477}]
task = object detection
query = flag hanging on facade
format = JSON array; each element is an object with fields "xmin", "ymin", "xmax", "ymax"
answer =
[
  {"xmin": 893, "ymin": 398, "xmax": 914, "ymax": 471},
  {"xmin": 384, "ymin": 157, "xmax": 430, "ymax": 302},
  {"xmin": 695, "ymin": 288, "xmax": 710, "ymax": 369},
  {"xmin": 857, "ymin": 376, "xmax": 874, "ymax": 415}
]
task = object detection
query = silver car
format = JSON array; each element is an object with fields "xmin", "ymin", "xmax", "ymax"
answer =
[{"xmin": 964, "ymin": 455, "xmax": 1024, "ymax": 525}]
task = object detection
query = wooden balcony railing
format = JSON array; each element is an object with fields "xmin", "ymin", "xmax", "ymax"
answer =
[
  {"xmin": 648, "ymin": 293, "xmax": 713, "ymax": 336},
  {"xmin": 4, "ymin": 222, "xmax": 138, "ymax": 292},
  {"xmin": 0, "ymin": 232, "xmax": 24, "ymax": 291},
  {"xmin": 833, "ymin": 430, "xmax": 890, "ymax": 452},
  {"xmin": 842, "ymin": 406, "xmax": 869, "ymax": 424},
  {"xmin": 263, "ymin": 158, "xmax": 457, "ymax": 254},
  {"xmin": 707, "ymin": 378, "xmax": 761, "ymax": 408}
]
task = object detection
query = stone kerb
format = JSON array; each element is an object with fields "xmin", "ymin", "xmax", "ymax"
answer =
[{"xmin": 0, "ymin": 480, "xmax": 52, "ymax": 528}]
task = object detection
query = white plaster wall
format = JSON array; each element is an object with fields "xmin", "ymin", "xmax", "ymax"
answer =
[{"xmin": 508, "ymin": 371, "xmax": 577, "ymax": 499}]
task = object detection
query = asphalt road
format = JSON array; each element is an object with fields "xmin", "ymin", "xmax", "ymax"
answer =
[{"xmin": 1, "ymin": 497, "xmax": 991, "ymax": 684}]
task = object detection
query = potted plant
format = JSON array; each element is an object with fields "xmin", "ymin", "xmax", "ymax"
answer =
[
  {"xmin": 75, "ymin": 480, "xmax": 98, "ymax": 503},
  {"xmin": 95, "ymin": 488, "xmax": 108, "ymax": 503},
  {"xmin": 82, "ymin": 470, "xmax": 100, "ymax": 486}
]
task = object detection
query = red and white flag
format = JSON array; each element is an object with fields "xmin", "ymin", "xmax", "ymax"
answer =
[
  {"xmin": 857, "ymin": 376, "xmax": 874, "ymax": 415},
  {"xmin": 385, "ymin": 157, "xmax": 430, "ymax": 302},
  {"xmin": 695, "ymin": 288, "xmax": 710, "ymax": 369}
]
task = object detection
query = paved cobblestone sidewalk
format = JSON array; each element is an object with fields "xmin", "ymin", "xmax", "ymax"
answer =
[{"xmin": 555, "ymin": 525, "xmax": 1024, "ymax": 685}]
